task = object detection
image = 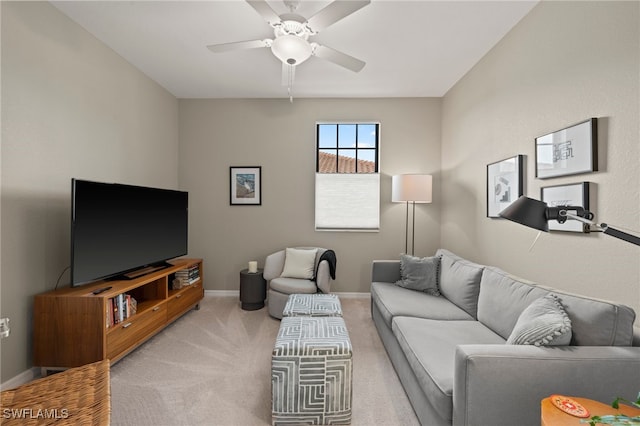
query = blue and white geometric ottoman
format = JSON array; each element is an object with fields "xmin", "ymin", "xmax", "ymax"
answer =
[
  {"xmin": 272, "ymin": 316, "xmax": 353, "ymax": 425},
  {"xmin": 282, "ymin": 294, "xmax": 343, "ymax": 317}
]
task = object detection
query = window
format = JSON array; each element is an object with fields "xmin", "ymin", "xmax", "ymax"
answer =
[
  {"xmin": 315, "ymin": 123, "xmax": 380, "ymax": 231},
  {"xmin": 317, "ymin": 123, "xmax": 378, "ymax": 173}
]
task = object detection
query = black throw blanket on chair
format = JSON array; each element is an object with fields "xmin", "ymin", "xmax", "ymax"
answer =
[{"xmin": 313, "ymin": 249, "xmax": 337, "ymax": 281}]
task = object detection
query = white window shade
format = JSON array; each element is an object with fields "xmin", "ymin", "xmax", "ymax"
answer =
[{"xmin": 315, "ymin": 173, "xmax": 380, "ymax": 231}]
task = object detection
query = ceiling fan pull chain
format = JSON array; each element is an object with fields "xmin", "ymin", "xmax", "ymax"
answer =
[{"xmin": 285, "ymin": 63, "xmax": 294, "ymax": 102}]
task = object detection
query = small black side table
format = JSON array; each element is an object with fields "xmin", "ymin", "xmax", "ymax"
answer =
[{"xmin": 239, "ymin": 269, "xmax": 266, "ymax": 311}]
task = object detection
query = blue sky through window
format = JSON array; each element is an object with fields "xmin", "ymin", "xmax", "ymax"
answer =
[
  {"xmin": 317, "ymin": 123, "xmax": 379, "ymax": 173},
  {"xmin": 318, "ymin": 124, "xmax": 377, "ymax": 149}
]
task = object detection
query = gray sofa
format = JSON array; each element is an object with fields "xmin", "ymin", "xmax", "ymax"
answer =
[{"xmin": 371, "ymin": 248, "xmax": 640, "ymax": 426}]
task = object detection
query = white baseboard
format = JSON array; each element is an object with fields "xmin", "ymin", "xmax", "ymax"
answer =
[
  {"xmin": 334, "ymin": 292, "xmax": 370, "ymax": 299},
  {"xmin": 204, "ymin": 290, "xmax": 239, "ymax": 297},
  {"xmin": 1, "ymin": 367, "xmax": 39, "ymax": 391},
  {"xmin": 204, "ymin": 290, "xmax": 369, "ymax": 299}
]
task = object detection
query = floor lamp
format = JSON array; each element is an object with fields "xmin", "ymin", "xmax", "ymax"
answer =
[{"xmin": 392, "ymin": 174, "xmax": 433, "ymax": 255}]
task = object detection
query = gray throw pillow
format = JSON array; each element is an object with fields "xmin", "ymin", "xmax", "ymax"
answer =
[
  {"xmin": 395, "ymin": 254, "xmax": 441, "ymax": 296},
  {"xmin": 507, "ymin": 293, "xmax": 572, "ymax": 346}
]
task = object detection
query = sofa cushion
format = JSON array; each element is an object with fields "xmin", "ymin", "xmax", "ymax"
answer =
[
  {"xmin": 541, "ymin": 287, "xmax": 636, "ymax": 346},
  {"xmin": 392, "ymin": 317, "xmax": 505, "ymax": 421},
  {"xmin": 435, "ymin": 249, "xmax": 485, "ymax": 319},
  {"xmin": 371, "ymin": 282, "xmax": 473, "ymax": 329},
  {"xmin": 478, "ymin": 267, "xmax": 636, "ymax": 346},
  {"xmin": 507, "ymin": 293, "xmax": 572, "ymax": 346},
  {"xmin": 477, "ymin": 267, "xmax": 548, "ymax": 340},
  {"xmin": 269, "ymin": 277, "xmax": 317, "ymax": 294},
  {"xmin": 281, "ymin": 247, "xmax": 317, "ymax": 279},
  {"xmin": 395, "ymin": 254, "xmax": 440, "ymax": 295}
]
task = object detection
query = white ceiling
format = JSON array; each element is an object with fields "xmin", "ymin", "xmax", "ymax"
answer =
[{"xmin": 51, "ymin": 0, "xmax": 538, "ymax": 99}]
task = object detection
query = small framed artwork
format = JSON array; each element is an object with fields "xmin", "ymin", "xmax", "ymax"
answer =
[
  {"xmin": 535, "ymin": 118, "xmax": 598, "ymax": 179},
  {"xmin": 487, "ymin": 155, "xmax": 525, "ymax": 218},
  {"xmin": 541, "ymin": 182, "xmax": 590, "ymax": 232},
  {"xmin": 230, "ymin": 166, "xmax": 261, "ymax": 205}
]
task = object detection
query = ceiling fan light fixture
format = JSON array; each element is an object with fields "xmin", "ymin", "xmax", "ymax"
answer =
[{"xmin": 271, "ymin": 35, "xmax": 312, "ymax": 66}]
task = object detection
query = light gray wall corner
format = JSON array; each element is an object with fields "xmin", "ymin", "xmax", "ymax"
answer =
[{"xmin": 1, "ymin": 2, "xmax": 179, "ymax": 381}]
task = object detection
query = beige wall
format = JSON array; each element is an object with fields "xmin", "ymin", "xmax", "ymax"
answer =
[
  {"xmin": 179, "ymin": 98, "xmax": 442, "ymax": 294},
  {"xmin": 441, "ymin": 1, "xmax": 640, "ymax": 313},
  {"xmin": 1, "ymin": 2, "xmax": 179, "ymax": 381}
]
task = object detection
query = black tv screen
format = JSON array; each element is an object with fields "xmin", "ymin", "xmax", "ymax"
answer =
[{"xmin": 71, "ymin": 179, "xmax": 188, "ymax": 286}]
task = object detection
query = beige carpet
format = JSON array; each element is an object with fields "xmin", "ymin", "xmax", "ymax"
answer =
[{"xmin": 110, "ymin": 295, "xmax": 419, "ymax": 426}]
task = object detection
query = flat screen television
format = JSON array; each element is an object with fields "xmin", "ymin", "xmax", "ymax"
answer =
[{"xmin": 71, "ymin": 178, "xmax": 188, "ymax": 287}]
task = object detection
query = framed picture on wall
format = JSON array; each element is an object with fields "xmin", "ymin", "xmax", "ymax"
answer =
[
  {"xmin": 230, "ymin": 166, "xmax": 261, "ymax": 205},
  {"xmin": 487, "ymin": 155, "xmax": 525, "ymax": 218},
  {"xmin": 535, "ymin": 118, "xmax": 598, "ymax": 179},
  {"xmin": 541, "ymin": 182, "xmax": 590, "ymax": 233}
]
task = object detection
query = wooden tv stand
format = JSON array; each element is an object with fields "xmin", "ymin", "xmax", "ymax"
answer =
[{"xmin": 33, "ymin": 258, "xmax": 204, "ymax": 373}]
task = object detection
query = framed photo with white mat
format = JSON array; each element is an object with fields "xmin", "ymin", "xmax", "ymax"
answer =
[
  {"xmin": 487, "ymin": 155, "xmax": 525, "ymax": 218},
  {"xmin": 541, "ymin": 182, "xmax": 590, "ymax": 233},
  {"xmin": 230, "ymin": 166, "xmax": 262, "ymax": 205},
  {"xmin": 535, "ymin": 118, "xmax": 598, "ymax": 179}
]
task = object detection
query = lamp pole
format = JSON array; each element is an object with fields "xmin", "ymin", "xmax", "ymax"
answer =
[
  {"xmin": 404, "ymin": 201, "xmax": 409, "ymax": 255},
  {"xmin": 411, "ymin": 201, "xmax": 417, "ymax": 255},
  {"xmin": 563, "ymin": 211, "xmax": 640, "ymax": 246}
]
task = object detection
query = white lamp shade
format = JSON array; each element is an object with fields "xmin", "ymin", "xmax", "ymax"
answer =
[
  {"xmin": 271, "ymin": 35, "xmax": 312, "ymax": 65},
  {"xmin": 392, "ymin": 174, "xmax": 432, "ymax": 203}
]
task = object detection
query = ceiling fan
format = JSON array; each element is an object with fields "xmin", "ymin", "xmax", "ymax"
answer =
[{"xmin": 207, "ymin": 0, "xmax": 370, "ymax": 94}]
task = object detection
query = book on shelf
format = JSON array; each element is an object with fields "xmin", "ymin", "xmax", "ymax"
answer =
[
  {"xmin": 105, "ymin": 293, "xmax": 138, "ymax": 328},
  {"xmin": 172, "ymin": 265, "xmax": 200, "ymax": 289},
  {"xmin": 106, "ymin": 299, "xmax": 113, "ymax": 328},
  {"xmin": 129, "ymin": 296, "xmax": 137, "ymax": 316},
  {"xmin": 118, "ymin": 294, "xmax": 124, "ymax": 323},
  {"xmin": 175, "ymin": 267, "xmax": 199, "ymax": 277}
]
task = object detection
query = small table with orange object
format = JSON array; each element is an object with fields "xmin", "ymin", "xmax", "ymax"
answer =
[{"xmin": 541, "ymin": 395, "xmax": 640, "ymax": 426}]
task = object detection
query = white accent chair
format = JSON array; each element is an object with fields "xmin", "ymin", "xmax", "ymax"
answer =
[{"xmin": 263, "ymin": 247, "xmax": 334, "ymax": 319}]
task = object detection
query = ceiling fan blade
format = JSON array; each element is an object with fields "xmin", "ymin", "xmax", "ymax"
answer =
[
  {"xmin": 246, "ymin": 0, "xmax": 281, "ymax": 26},
  {"xmin": 306, "ymin": 0, "xmax": 370, "ymax": 32},
  {"xmin": 281, "ymin": 63, "xmax": 296, "ymax": 87},
  {"xmin": 313, "ymin": 44, "xmax": 365, "ymax": 72},
  {"xmin": 207, "ymin": 39, "xmax": 271, "ymax": 53}
]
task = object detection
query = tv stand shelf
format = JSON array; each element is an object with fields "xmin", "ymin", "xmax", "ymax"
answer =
[{"xmin": 33, "ymin": 258, "xmax": 204, "ymax": 372}]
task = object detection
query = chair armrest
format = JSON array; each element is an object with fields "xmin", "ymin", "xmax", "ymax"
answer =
[
  {"xmin": 453, "ymin": 344, "xmax": 640, "ymax": 426},
  {"xmin": 316, "ymin": 260, "xmax": 331, "ymax": 294},
  {"xmin": 263, "ymin": 250, "xmax": 285, "ymax": 281},
  {"xmin": 371, "ymin": 260, "xmax": 401, "ymax": 283},
  {"xmin": 633, "ymin": 326, "xmax": 640, "ymax": 346}
]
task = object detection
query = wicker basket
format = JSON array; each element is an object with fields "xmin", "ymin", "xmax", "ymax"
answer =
[{"xmin": 1, "ymin": 360, "xmax": 110, "ymax": 425}]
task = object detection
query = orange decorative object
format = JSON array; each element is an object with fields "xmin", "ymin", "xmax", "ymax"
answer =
[
  {"xmin": 542, "ymin": 396, "xmax": 640, "ymax": 426},
  {"xmin": 550, "ymin": 395, "xmax": 590, "ymax": 418}
]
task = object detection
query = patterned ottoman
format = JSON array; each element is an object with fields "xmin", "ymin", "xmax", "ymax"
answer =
[
  {"xmin": 282, "ymin": 294, "xmax": 343, "ymax": 317},
  {"xmin": 272, "ymin": 316, "xmax": 352, "ymax": 425}
]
